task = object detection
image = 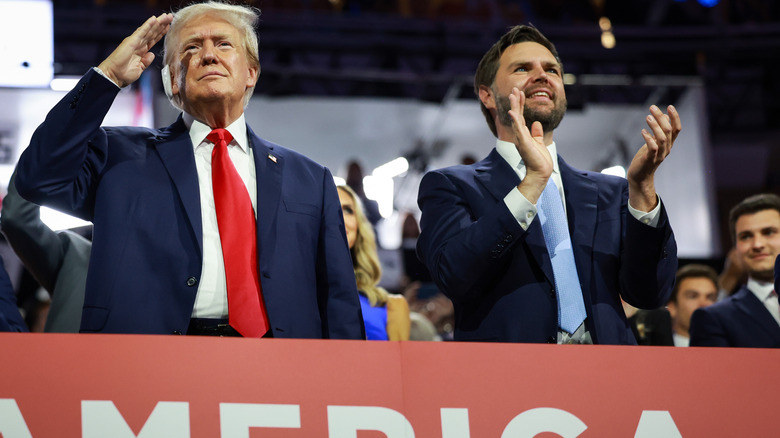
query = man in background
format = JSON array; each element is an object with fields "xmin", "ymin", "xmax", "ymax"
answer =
[
  {"xmin": 690, "ymin": 194, "xmax": 780, "ymax": 347},
  {"xmin": 1, "ymin": 171, "xmax": 89, "ymax": 333},
  {"xmin": 667, "ymin": 264, "xmax": 718, "ymax": 347}
]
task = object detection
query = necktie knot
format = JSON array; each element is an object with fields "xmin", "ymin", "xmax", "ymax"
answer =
[{"xmin": 207, "ymin": 128, "xmax": 233, "ymax": 147}]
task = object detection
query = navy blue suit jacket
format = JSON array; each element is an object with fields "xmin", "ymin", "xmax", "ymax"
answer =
[
  {"xmin": 0, "ymin": 256, "xmax": 27, "ymax": 332},
  {"xmin": 690, "ymin": 285, "xmax": 780, "ymax": 348},
  {"xmin": 16, "ymin": 69, "xmax": 364, "ymax": 339},
  {"xmin": 776, "ymin": 255, "xmax": 779, "ymax": 298},
  {"xmin": 416, "ymin": 148, "xmax": 677, "ymax": 344}
]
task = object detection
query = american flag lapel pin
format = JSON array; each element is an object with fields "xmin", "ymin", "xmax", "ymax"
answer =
[{"xmin": 268, "ymin": 154, "xmax": 277, "ymax": 163}]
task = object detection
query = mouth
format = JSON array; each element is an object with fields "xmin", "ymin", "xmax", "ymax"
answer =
[
  {"xmin": 199, "ymin": 72, "xmax": 226, "ymax": 80},
  {"xmin": 525, "ymin": 89, "xmax": 553, "ymax": 101}
]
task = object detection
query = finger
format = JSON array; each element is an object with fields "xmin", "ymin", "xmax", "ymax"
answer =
[
  {"xmin": 508, "ymin": 89, "xmax": 526, "ymax": 129},
  {"xmin": 649, "ymin": 105, "xmax": 673, "ymax": 138},
  {"xmin": 645, "ymin": 113, "xmax": 668, "ymax": 157},
  {"xmin": 667, "ymin": 105, "xmax": 682, "ymax": 142},
  {"xmin": 641, "ymin": 129, "xmax": 659, "ymax": 161},
  {"xmin": 530, "ymin": 120, "xmax": 544, "ymax": 141},
  {"xmin": 135, "ymin": 14, "xmax": 170, "ymax": 51}
]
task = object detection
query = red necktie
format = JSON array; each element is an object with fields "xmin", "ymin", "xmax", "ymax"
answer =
[{"xmin": 208, "ymin": 128, "xmax": 269, "ymax": 338}]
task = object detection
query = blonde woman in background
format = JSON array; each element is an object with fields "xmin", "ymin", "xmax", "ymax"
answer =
[{"xmin": 337, "ymin": 185, "xmax": 410, "ymax": 340}]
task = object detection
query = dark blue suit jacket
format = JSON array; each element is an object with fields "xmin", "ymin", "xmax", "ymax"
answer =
[
  {"xmin": 690, "ymin": 285, "xmax": 780, "ymax": 348},
  {"xmin": 416, "ymin": 148, "xmax": 677, "ymax": 344},
  {"xmin": 0, "ymin": 256, "xmax": 27, "ymax": 332},
  {"xmin": 16, "ymin": 69, "xmax": 364, "ymax": 339},
  {"xmin": 776, "ymin": 255, "xmax": 779, "ymax": 298}
]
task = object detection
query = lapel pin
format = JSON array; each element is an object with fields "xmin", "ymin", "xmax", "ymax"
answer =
[{"xmin": 267, "ymin": 154, "xmax": 277, "ymax": 163}]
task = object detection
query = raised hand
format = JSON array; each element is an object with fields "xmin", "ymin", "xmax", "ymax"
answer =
[
  {"xmin": 97, "ymin": 13, "xmax": 174, "ymax": 88},
  {"xmin": 626, "ymin": 105, "xmax": 682, "ymax": 212},
  {"xmin": 508, "ymin": 87, "xmax": 553, "ymax": 204}
]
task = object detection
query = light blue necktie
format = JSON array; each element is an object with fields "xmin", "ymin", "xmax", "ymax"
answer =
[{"xmin": 537, "ymin": 178, "xmax": 587, "ymax": 334}]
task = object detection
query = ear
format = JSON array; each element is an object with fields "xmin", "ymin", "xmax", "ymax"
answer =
[
  {"xmin": 246, "ymin": 64, "xmax": 259, "ymax": 89},
  {"xmin": 478, "ymin": 84, "xmax": 496, "ymax": 110},
  {"xmin": 169, "ymin": 66, "xmax": 180, "ymax": 97},
  {"xmin": 667, "ymin": 302, "xmax": 677, "ymax": 320}
]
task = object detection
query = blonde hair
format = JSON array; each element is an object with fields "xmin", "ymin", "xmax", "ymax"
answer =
[
  {"xmin": 338, "ymin": 185, "xmax": 388, "ymax": 307},
  {"xmin": 162, "ymin": 1, "xmax": 261, "ymax": 110}
]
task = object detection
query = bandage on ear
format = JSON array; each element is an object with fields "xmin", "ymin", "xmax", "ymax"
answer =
[{"xmin": 161, "ymin": 64, "xmax": 173, "ymax": 99}]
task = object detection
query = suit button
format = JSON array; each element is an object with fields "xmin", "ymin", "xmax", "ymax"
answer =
[
  {"xmin": 186, "ymin": 277, "xmax": 198, "ymax": 287},
  {"xmin": 549, "ymin": 288, "xmax": 555, "ymax": 297},
  {"xmin": 547, "ymin": 336, "xmax": 556, "ymax": 344},
  {"xmin": 172, "ymin": 330, "xmax": 182, "ymax": 335}
]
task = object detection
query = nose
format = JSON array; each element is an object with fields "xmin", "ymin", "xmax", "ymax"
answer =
[
  {"xmin": 750, "ymin": 236, "xmax": 766, "ymax": 251},
  {"xmin": 200, "ymin": 42, "xmax": 218, "ymax": 65},
  {"xmin": 531, "ymin": 64, "xmax": 549, "ymax": 82}
]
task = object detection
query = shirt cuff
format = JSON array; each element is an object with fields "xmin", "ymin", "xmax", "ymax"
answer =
[
  {"xmin": 504, "ymin": 188, "xmax": 537, "ymax": 230},
  {"xmin": 628, "ymin": 195, "xmax": 661, "ymax": 228},
  {"xmin": 92, "ymin": 67, "xmax": 121, "ymax": 89}
]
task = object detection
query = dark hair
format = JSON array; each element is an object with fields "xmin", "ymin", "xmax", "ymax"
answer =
[
  {"xmin": 670, "ymin": 264, "xmax": 719, "ymax": 304},
  {"xmin": 473, "ymin": 25, "xmax": 562, "ymax": 137},
  {"xmin": 728, "ymin": 193, "xmax": 780, "ymax": 243}
]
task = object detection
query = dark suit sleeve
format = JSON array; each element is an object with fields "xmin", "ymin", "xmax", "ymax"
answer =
[
  {"xmin": 316, "ymin": 168, "xmax": 366, "ymax": 340},
  {"xmin": 1, "ymin": 171, "xmax": 64, "ymax": 293},
  {"xmin": 0, "ymin": 257, "xmax": 28, "ymax": 332},
  {"xmin": 619, "ymin": 201, "xmax": 677, "ymax": 309},
  {"xmin": 775, "ymin": 255, "xmax": 779, "ymax": 296},
  {"xmin": 15, "ymin": 69, "xmax": 120, "ymax": 220},
  {"xmin": 689, "ymin": 307, "xmax": 730, "ymax": 347},
  {"xmin": 416, "ymin": 170, "xmax": 526, "ymax": 303}
]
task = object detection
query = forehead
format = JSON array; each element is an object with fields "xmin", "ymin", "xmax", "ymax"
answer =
[
  {"xmin": 337, "ymin": 189, "xmax": 354, "ymax": 203},
  {"xmin": 735, "ymin": 209, "xmax": 780, "ymax": 233},
  {"xmin": 177, "ymin": 13, "xmax": 241, "ymax": 42},
  {"xmin": 499, "ymin": 42, "xmax": 558, "ymax": 68},
  {"xmin": 678, "ymin": 277, "xmax": 717, "ymax": 292}
]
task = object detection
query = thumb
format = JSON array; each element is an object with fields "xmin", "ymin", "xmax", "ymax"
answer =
[{"xmin": 530, "ymin": 121, "xmax": 545, "ymax": 143}]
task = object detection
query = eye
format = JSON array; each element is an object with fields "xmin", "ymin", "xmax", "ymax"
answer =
[
  {"xmin": 514, "ymin": 66, "xmax": 527, "ymax": 72},
  {"xmin": 547, "ymin": 68, "xmax": 560, "ymax": 75},
  {"xmin": 342, "ymin": 206, "xmax": 354, "ymax": 215}
]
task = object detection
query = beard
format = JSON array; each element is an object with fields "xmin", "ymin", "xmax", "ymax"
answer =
[{"xmin": 495, "ymin": 89, "xmax": 567, "ymax": 133}]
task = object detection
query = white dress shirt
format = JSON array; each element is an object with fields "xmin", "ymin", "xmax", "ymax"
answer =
[
  {"xmin": 747, "ymin": 277, "xmax": 780, "ymax": 326},
  {"xmin": 672, "ymin": 332, "xmax": 690, "ymax": 347},
  {"xmin": 184, "ymin": 113, "xmax": 257, "ymax": 318},
  {"xmin": 494, "ymin": 139, "xmax": 661, "ymax": 230}
]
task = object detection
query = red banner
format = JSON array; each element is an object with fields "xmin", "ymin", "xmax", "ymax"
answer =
[{"xmin": 0, "ymin": 333, "xmax": 777, "ymax": 437}]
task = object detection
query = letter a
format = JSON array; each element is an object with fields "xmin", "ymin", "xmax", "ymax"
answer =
[
  {"xmin": 0, "ymin": 399, "xmax": 33, "ymax": 438},
  {"xmin": 634, "ymin": 411, "xmax": 682, "ymax": 438}
]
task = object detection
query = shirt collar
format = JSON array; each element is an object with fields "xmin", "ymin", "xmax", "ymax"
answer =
[
  {"xmin": 183, "ymin": 112, "xmax": 249, "ymax": 153},
  {"xmin": 747, "ymin": 276, "xmax": 775, "ymax": 302},
  {"xmin": 495, "ymin": 139, "xmax": 560, "ymax": 176}
]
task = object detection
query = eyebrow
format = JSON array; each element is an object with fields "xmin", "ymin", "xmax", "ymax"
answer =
[
  {"xmin": 505, "ymin": 60, "xmax": 561, "ymax": 71},
  {"xmin": 180, "ymin": 32, "xmax": 235, "ymax": 47}
]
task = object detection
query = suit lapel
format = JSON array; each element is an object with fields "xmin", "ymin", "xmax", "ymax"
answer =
[
  {"xmin": 247, "ymin": 126, "xmax": 283, "ymax": 267},
  {"xmin": 733, "ymin": 287, "xmax": 780, "ymax": 340},
  {"xmin": 476, "ymin": 149, "xmax": 554, "ymax": 286},
  {"xmin": 154, "ymin": 117, "xmax": 203, "ymax": 255},
  {"xmin": 558, "ymin": 158, "xmax": 598, "ymax": 306}
]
